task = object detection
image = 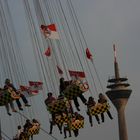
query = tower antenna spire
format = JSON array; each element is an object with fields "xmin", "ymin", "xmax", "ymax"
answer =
[{"xmin": 113, "ymin": 44, "xmax": 120, "ymax": 80}]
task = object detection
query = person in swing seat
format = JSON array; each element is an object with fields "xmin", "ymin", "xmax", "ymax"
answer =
[
  {"xmin": 0, "ymin": 87, "xmax": 17, "ymax": 116},
  {"xmin": 44, "ymin": 92, "xmax": 56, "ymax": 106},
  {"xmin": 59, "ymin": 77, "xmax": 87, "ymax": 111},
  {"xmin": 4, "ymin": 79, "xmax": 31, "ymax": 111},
  {"xmin": 98, "ymin": 93, "xmax": 113, "ymax": 122},
  {"xmin": 23, "ymin": 119, "xmax": 33, "ymax": 133},
  {"xmin": 45, "ymin": 92, "xmax": 63, "ymax": 134},
  {"xmin": 87, "ymin": 96, "xmax": 100, "ymax": 126},
  {"xmin": 63, "ymin": 122, "xmax": 71, "ymax": 139},
  {"xmin": 49, "ymin": 114, "xmax": 63, "ymax": 135}
]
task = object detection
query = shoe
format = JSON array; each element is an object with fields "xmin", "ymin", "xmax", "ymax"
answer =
[
  {"xmin": 8, "ymin": 113, "xmax": 12, "ymax": 116},
  {"xmin": 64, "ymin": 136, "xmax": 67, "ymax": 139},
  {"xmin": 110, "ymin": 117, "xmax": 113, "ymax": 120},
  {"xmin": 12, "ymin": 109, "xmax": 17, "ymax": 112},
  {"xmin": 19, "ymin": 107, "xmax": 23, "ymax": 111},
  {"xmin": 91, "ymin": 123, "xmax": 93, "ymax": 127},
  {"xmin": 25, "ymin": 104, "xmax": 31, "ymax": 107},
  {"xmin": 69, "ymin": 135, "xmax": 72, "ymax": 137},
  {"xmin": 60, "ymin": 131, "xmax": 62, "ymax": 134},
  {"xmin": 49, "ymin": 132, "xmax": 52, "ymax": 134},
  {"xmin": 84, "ymin": 102, "xmax": 88, "ymax": 105},
  {"xmin": 98, "ymin": 121, "xmax": 100, "ymax": 124},
  {"xmin": 76, "ymin": 107, "xmax": 80, "ymax": 111}
]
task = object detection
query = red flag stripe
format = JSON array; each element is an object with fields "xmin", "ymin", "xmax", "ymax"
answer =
[
  {"xmin": 86, "ymin": 48, "xmax": 92, "ymax": 59},
  {"xmin": 44, "ymin": 47, "xmax": 51, "ymax": 56},
  {"xmin": 69, "ymin": 70, "xmax": 85, "ymax": 78},
  {"xmin": 29, "ymin": 81, "xmax": 43, "ymax": 86},
  {"xmin": 47, "ymin": 24, "xmax": 57, "ymax": 31},
  {"xmin": 57, "ymin": 65, "xmax": 63, "ymax": 74}
]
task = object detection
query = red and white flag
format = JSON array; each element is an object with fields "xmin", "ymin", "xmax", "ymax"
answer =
[
  {"xmin": 44, "ymin": 46, "xmax": 51, "ymax": 56},
  {"xmin": 29, "ymin": 81, "xmax": 43, "ymax": 91},
  {"xmin": 20, "ymin": 85, "xmax": 39, "ymax": 96},
  {"xmin": 40, "ymin": 24, "xmax": 59, "ymax": 39},
  {"xmin": 86, "ymin": 48, "xmax": 93, "ymax": 60},
  {"xmin": 20, "ymin": 85, "xmax": 30, "ymax": 92},
  {"xmin": 69, "ymin": 70, "xmax": 86, "ymax": 78},
  {"xmin": 57, "ymin": 65, "xmax": 63, "ymax": 74},
  {"xmin": 29, "ymin": 90, "xmax": 39, "ymax": 95}
]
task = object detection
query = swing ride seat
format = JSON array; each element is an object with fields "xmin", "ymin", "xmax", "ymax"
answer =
[
  {"xmin": 28, "ymin": 125, "xmax": 40, "ymax": 136},
  {"xmin": 47, "ymin": 99, "xmax": 67, "ymax": 113},
  {"xmin": 54, "ymin": 113, "xmax": 84, "ymax": 130},
  {"xmin": 19, "ymin": 132, "xmax": 30, "ymax": 140},
  {"xmin": 63, "ymin": 80, "xmax": 89, "ymax": 100},
  {"xmin": 54, "ymin": 113, "xmax": 70, "ymax": 124},
  {"xmin": 71, "ymin": 118, "xmax": 84, "ymax": 130},
  {"xmin": 0, "ymin": 89, "xmax": 20, "ymax": 106},
  {"xmin": 88, "ymin": 102, "xmax": 110, "ymax": 116}
]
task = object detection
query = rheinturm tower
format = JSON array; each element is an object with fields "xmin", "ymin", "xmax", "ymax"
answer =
[{"xmin": 106, "ymin": 44, "xmax": 132, "ymax": 140}]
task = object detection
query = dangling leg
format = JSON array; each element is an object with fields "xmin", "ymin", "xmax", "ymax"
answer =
[
  {"xmin": 87, "ymin": 111, "xmax": 93, "ymax": 126},
  {"xmin": 89, "ymin": 114, "xmax": 93, "ymax": 127},
  {"xmin": 68, "ymin": 128, "xmax": 71, "ymax": 137},
  {"xmin": 31, "ymin": 135, "xmax": 33, "ymax": 140},
  {"xmin": 73, "ymin": 129, "xmax": 79, "ymax": 137},
  {"xmin": 16, "ymin": 99, "xmax": 23, "ymax": 110},
  {"xmin": 5, "ymin": 104, "xmax": 11, "ymax": 116},
  {"xmin": 63, "ymin": 127, "xmax": 67, "ymax": 138},
  {"xmin": 95, "ymin": 115, "xmax": 100, "ymax": 124},
  {"xmin": 75, "ymin": 129, "xmax": 79, "ymax": 137},
  {"xmin": 106, "ymin": 110, "xmax": 113, "ymax": 120},
  {"xmin": 9, "ymin": 101, "xmax": 17, "ymax": 112},
  {"xmin": 57, "ymin": 123, "xmax": 62, "ymax": 134},
  {"xmin": 73, "ymin": 130, "xmax": 77, "ymax": 137},
  {"xmin": 20, "ymin": 94, "xmax": 31, "ymax": 107},
  {"xmin": 49, "ymin": 121, "xmax": 53, "ymax": 134},
  {"xmin": 68, "ymin": 101, "xmax": 74, "ymax": 114},
  {"xmin": 78, "ymin": 94, "xmax": 87, "ymax": 105},
  {"xmin": 73, "ymin": 97, "xmax": 80, "ymax": 111},
  {"xmin": 101, "ymin": 113, "xmax": 104, "ymax": 122}
]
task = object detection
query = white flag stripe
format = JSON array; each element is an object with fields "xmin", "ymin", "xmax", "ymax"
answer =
[{"xmin": 48, "ymin": 31, "xmax": 59, "ymax": 39}]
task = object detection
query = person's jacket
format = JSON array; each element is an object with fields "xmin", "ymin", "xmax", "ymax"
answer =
[{"xmin": 45, "ymin": 96, "xmax": 56, "ymax": 106}]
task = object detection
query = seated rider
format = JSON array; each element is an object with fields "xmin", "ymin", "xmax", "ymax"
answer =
[
  {"xmin": 98, "ymin": 93, "xmax": 113, "ymax": 122},
  {"xmin": 74, "ymin": 112, "xmax": 84, "ymax": 120},
  {"xmin": 87, "ymin": 96, "xmax": 100, "ymax": 126},
  {"xmin": 49, "ymin": 114, "xmax": 63, "ymax": 135},
  {"xmin": 59, "ymin": 77, "xmax": 87, "ymax": 111},
  {"xmin": 44, "ymin": 92, "xmax": 56, "ymax": 106},
  {"xmin": 0, "ymin": 87, "xmax": 17, "ymax": 116},
  {"xmin": 45, "ymin": 93, "xmax": 62, "ymax": 135},
  {"xmin": 32, "ymin": 119, "xmax": 40, "ymax": 127},
  {"xmin": 23, "ymin": 119, "xmax": 33, "ymax": 132},
  {"xmin": 63, "ymin": 122, "xmax": 71, "ymax": 139},
  {"xmin": 4, "ymin": 78, "xmax": 31, "ymax": 111}
]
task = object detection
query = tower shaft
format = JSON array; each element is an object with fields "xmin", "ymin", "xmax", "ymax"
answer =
[{"xmin": 114, "ymin": 99, "xmax": 128, "ymax": 140}]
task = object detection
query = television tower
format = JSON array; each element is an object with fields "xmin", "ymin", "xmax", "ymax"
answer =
[{"xmin": 106, "ymin": 44, "xmax": 132, "ymax": 140}]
